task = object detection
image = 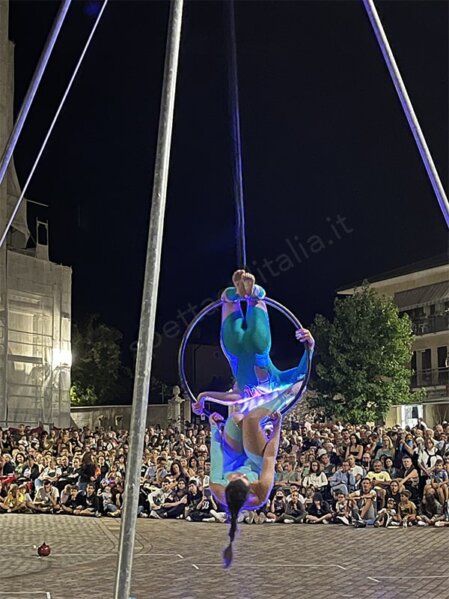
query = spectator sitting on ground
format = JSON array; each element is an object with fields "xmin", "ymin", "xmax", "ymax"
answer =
[
  {"xmin": 332, "ymin": 490, "xmax": 351, "ymax": 526},
  {"xmin": 361, "ymin": 452, "xmax": 372, "ymax": 473},
  {"xmin": 0, "ymin": 483, "xmax": 27, "ymax": 513},
  {"xmin": 187, "ymin": 487, "xmax": 225, "ymax": 523},
  {"xmin": 303, "ymin": 485, "xmax": 315, "ymax": 510},
  {"xmin": 37, "ymin": 457, "xmax": 61, "ymax": 491},
  {"xmin": 398, "ymin": 489, "xmax": 417, "ymax": 527},
  {"xmin": 348, "ymin": 478, "xmax": 377, "ymax": 526},
  {"xmin": 0, "ymin": 480, "xmax": 7, "ymax": 503},
  {"xmin": 345, "ymin": 434, "xmax": 364, "ymax": 463},
  {"xmin": 329, "ymin": 460, "xmax": 356, "ymax": 497},
  {"xmin": 385, "ymin": 479, "xmax": 401, "ymax": 511},
  {"xmin": 277, "ymin": 490, "xmax": 306, "ymax": 524},
  {"xmin": 150, "ymin": 479, "xmax": 187, "ymax": 519},
  {"xmin": 302, "ymin": 460, "xmax": 328, "ymax": 493},
  {"xmin": 319, "ymin": 452, "xmax": 335, "ymax": 478},
  {"xmin": 398, "ymin": 456, "xmax": 420, "ymax": 504},
  {"xmin": 383, "ymin": 456, "xmax": 400, "ymax": 480},
  {"xmin": 60, "ymin": 485, "xmax": 83, "ymax": 515},
  {"xmin": 305, "ymin": 492, "xmax": 332, "ymax": 524},
  {"xmin": 286, "ymin": 483, "xmax": 305, "ymax": 505},
  {"xmin": 98, "ymin": 484, "xmax": 121, "ymax": 517},
  {"xmin": 347, "ymin": 455, "xmax": 364, "ymax": 486},
  {"xmin": 417, "ymin": 486, "xmax": 445, "ymax": 526},
  {"xmin": 147, "ymin": 478, "xmax": 172, "ymax": 513},
  {"xmin": 374, "ymin": 497, "xmax": 399, "ymax": 528},
  {"xmin": 74, "ymin": 482, "xmax": 99, "ymax": 517},
  {"xmin": 430, "ymin": 458, "xmax": 449, "ymax": 505},
  {"xmin": 79, "ymin": 453, "xmax": 96, "ymax": 493},
  {"xmin": 1, "ymin": 453, "xmax": 15, "ymax": 475},
  {"xmin": 366, "ymin": 460, "xmax": 391, "ymax": 509},
  {"xmin": 32, "ymin": 479, "xmax": 59, "ymax": 513},
  {"xmin": 374, "ymin": 435, "xmax": 395, "ymax": 462},
  {"xmin": 277, "ymin": 460, "xmax": 301, "ymax": 488},
  {"xmin": 267, "ymin": 489, "xmax": 288, "ymax": 522},
  {"xmin": 59, "ymin": 483, "xmax": 72, "ymax": 506},
  {"xmin": 185, "ymin": 479, "xmax": 202, "ymax": 518}
]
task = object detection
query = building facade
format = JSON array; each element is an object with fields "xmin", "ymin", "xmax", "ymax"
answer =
[
  {"xmin": 0, "ymin": 1, "xmax": 72, "ymax": 427},
  {"xmin": 339, "ymin": 255, "xmax": 449, "ymax": 427}
]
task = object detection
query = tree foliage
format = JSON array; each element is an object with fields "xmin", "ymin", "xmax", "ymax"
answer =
[
  {"xmin": 311, "ymin": 284, "xmax": 423, "ymax": 423},
  {"xmin": 70, "ymin": 315, "xmax": 125, "ymax": 405}
]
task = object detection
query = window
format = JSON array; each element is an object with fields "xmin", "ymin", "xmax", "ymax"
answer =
[
  {"xmin": 421, "ymin": 349, "xmax": 431, "ymax": 371},
  {"xmin": 437, "ymin": 346, "xmax": 448, "ymax": 369}
]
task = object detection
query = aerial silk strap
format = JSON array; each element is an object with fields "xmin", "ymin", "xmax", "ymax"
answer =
[
  {"xmin": 226, "ymin": 0, "xmax": 247, "ymax": 269},
  {"xmin": 0, "ymin": 0, "xmax": 109, "ymax": 250}
]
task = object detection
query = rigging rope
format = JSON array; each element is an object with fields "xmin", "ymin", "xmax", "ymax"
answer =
[
  {"xmin": 0, "ymin": 0, "xmax": 72, "ymax": 187},
  {"xmin": 363, "ymin": 0, "xmax": 449, "ymax": 229},
  {"xmin": 0, "ymin": 0, "xmax": 109, "ymax": 250},
  {"xmin": 226, "ymin": 0, "xmax": 247, "ymax": 269}
]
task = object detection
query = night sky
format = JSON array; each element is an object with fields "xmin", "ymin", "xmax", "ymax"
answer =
[{"xmin": 8, "ymin": 1, "xmax": 448, "ymax": 373}]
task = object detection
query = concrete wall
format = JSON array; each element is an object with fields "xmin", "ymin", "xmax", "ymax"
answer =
[
  {"xmin": 384, "ymin": 405, "xmax": 402, "ymax": 428},
  {"xmin": 385, "ymin": 402, "xmax": 449, "ymax": 428},
  {"xmin": 70, "ymin": 404, "xmax": 170, "ymax": 431},
  {"xmin": 423, "ymin": 403, "xmax": 449, "ymax": 427}
]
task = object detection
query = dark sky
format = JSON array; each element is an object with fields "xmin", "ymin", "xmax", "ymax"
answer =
[{"xmin": 8, "ymin": 0, "xmax": 448, "ymax": 368}]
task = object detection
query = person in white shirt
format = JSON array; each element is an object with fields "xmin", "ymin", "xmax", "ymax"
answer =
[
  {"xmin": 147, "ymin": 478, "xmax": 172, "ymax": 511},
  {"xmin": 347, "ymin": 455, "xmax": 364, "ymax": 484},
  {"xmin": 302, "ymin": 461, "xmax": 328, "ymax": 492}
]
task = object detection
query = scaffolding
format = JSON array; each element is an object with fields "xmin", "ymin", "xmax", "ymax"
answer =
[{"xmin": 1, "ymin": 250, "xmax": 71, "ymax": 426}]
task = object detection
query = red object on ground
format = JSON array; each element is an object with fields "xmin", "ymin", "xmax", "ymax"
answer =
[{"xmin": 37, "ymin": 543, "xmax": 51, "ymax": 557}]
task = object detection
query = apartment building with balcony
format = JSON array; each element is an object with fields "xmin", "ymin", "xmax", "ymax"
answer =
[{"xmin": 339, "ymin": 254, "xmax": 449, "ymax": 427}]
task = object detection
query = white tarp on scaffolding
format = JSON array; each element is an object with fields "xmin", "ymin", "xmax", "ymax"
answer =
[{"xmin": 2, "ymin": 251, "xmax": 72, "ymax": 427}]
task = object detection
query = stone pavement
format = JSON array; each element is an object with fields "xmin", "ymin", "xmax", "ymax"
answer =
[{"xmin": 0, "ymin": 514, "xmax": 448, "ymax": 599}]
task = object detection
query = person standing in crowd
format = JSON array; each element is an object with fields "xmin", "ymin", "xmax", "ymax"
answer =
[{"xmin": 79, "ymin": 453, "xmax": 96, "ymax": 493}]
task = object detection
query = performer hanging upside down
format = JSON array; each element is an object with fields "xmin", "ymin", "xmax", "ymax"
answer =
[
  {"xmin": 208, "ymin": 405, "xmax": 283, "ymax": 568},
  {"xmin": 192, "ymin": 270, "xmax": 315, "ymax": 415}
]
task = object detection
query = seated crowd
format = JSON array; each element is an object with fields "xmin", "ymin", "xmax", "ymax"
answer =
[{"xmin": 1, "ymin": 413, "xmax": 449, "ymax": 528}]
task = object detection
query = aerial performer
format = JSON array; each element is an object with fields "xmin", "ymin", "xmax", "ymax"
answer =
[
  {"xmin": 192, "ymin": 269, "xmax": 315, "ymax": 416},
  {"xmin": 192, "ymin": 270, "xmax": 314, "ymax": 567},
  {"xmin": 207, "ymin": 406, "xmax": 282, "ymax": 568}
]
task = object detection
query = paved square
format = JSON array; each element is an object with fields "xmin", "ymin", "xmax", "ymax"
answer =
[{"xmin": 0, "ymin": 515, "xmax": 448, "ymax": 599}]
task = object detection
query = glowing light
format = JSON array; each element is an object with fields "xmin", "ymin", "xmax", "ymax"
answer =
[{"xmin": 52, "ymin": 348, "xmax": 72, "ymax": 368}]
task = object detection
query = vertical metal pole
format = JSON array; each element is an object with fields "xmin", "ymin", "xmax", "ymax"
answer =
[
  {"xmin": 0, "ymin": 0, "xmax": 72, "ymax": 186},
  {"xmin": 3, "ymin": 249, "xmax": 8, "ymax": 427},
  {"xmin": 113, "ymin": 2, "xmax": 183, "ymax": 598},
  {"xmin": 362, "ymin": 0, "xmax": 449, "ymax": 229}
]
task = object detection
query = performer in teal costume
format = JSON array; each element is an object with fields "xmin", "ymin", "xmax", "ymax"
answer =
[
  {"xmin": 193, "ymin": 271, "xmax": 314, "ymax": 567},
  {"xmin": 193, "ymin": 270, "xmax": 314, "ymax": 415},
  {"xmin": 207, "ymin": 406, "xmax": 282, "ymax": 568}
]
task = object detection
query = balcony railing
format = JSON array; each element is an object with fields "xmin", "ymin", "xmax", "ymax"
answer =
[
  {"xmin": 411, "ymin": 314, "xmax": 449, "ymax": 336},
  {"xmin": 411, "ymin": 367, "xmax": 449, "ymax": 388}
]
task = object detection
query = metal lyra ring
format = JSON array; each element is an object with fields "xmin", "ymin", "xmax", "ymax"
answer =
[{"xmin": 178, "ymin": 297, "xmax": 312, "ymax": 417}]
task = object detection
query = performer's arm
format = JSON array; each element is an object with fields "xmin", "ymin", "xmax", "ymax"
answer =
[
  {"xmin": 255, "ymin": 413, "xmax": 282, "ymax": 503},
  {"xmin": 279, "ymin": 329, "xmax": 314, "ymax": 385}
]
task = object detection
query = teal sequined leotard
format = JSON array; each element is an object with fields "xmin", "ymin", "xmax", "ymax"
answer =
[{"xmin": 221, "ymin": 286, "xmax": 310, "ymax": 400}]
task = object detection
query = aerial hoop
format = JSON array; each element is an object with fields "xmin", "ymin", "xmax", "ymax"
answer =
[{"xmin": 178, "ymin": 297, "xmax": 312, "ymax": 417}]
